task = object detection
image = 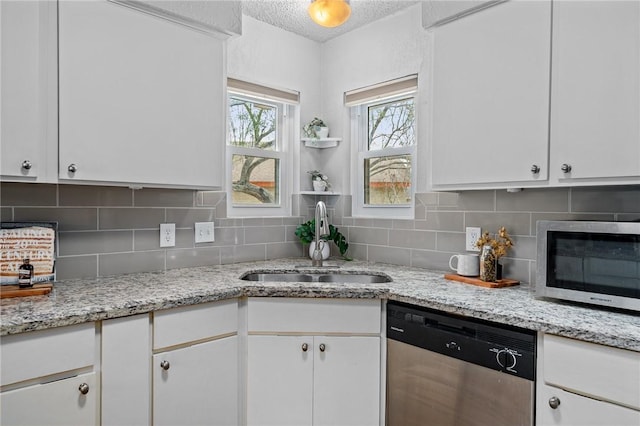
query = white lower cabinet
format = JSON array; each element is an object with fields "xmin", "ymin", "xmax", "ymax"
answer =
[
  {"xmin": 153, "ymin": 336, "xmax": 238, "ymax": 426},
  {"xmin": 538, "ymin": 383, "xmax": 639, "ymax": 426},
  {"xmin": 101, "ymin": 314, "xmax": 151, "ymax": 426},
  {"xmin": 0, "ymin": 322, "xmax": 97, "ymax": 426},
  {"xmin": 246, "ymin": 298, "xmax": 382, "ymax": 426},
  {"xmin": 0, "ymin": 372, "xmax": 97, "ymax": 426},
  {"xmin": 537, "ymin": 333, "xmax": 640, "ymax": 425},
  {"xmin": 152, "ymin": 300, "xmax": 239, "ymax": 426}
]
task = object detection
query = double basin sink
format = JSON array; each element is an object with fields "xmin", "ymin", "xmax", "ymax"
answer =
[{"xmin": 241, "ymin": 271, "xmax": 391, "ymax": 284}]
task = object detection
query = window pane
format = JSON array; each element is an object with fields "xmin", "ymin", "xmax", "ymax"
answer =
[
  {"xmin": 231, "ymin": 154, "xmax": 279, "ymax": 205},
  {"xmin": 228, "ymin": 97, "xmax": 276, "ymax": 150},
  {"xmin": 364, "ymin": 155, "xmax": 412, "ymax": 205},
  {"xmin": 368, "ymin": 98, "xmax": 415, "ymax": 150}
]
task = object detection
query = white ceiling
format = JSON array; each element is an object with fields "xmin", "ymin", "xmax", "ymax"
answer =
[{"xmin": 241, "ymin": 0, "xmax": 421, "ymax": 42}]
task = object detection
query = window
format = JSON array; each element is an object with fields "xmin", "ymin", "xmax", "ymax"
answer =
[
  {"xmin": 348, "ymin": 76, "xmax": 417, "ymax": 218},
  {"xmin": 226, "ymin": 79, "xmax": 298, "ymax": 217}
]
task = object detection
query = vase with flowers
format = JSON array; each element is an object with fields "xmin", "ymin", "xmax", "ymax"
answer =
[
  {"xmin": 307, "ymin": 170, "xmax": 331, "ymax": 192},
  {"xmin": 476, "ymin": 226, "xmax": 514, "ymax": 282}
]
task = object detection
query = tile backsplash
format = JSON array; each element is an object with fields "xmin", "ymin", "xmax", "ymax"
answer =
[{"xmin": 2, "ymin": 182, "xmax": 639, "ymax": 283}]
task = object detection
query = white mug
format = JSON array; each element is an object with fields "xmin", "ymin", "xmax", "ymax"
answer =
[{"xmin": 449, "ymin": 254, "xmax": 480, "ymax": 277}]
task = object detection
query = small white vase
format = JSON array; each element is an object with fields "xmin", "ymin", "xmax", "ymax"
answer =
[
  {"xmin": 312, "ymin": 180, "xmax": 327, "ymax": 192},
  {"xmin": 315, "ymin": 126, "xmax": 329, "ymax": 139},
  {"xmin": 308, "ymin": 240, "xmax": 330, "ymax": 260}
]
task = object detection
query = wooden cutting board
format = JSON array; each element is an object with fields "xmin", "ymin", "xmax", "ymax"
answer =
[
  {"xmin": 444, "ymin": 274, "xmax": 519, "ymax": 288},
  {"xmin": 0, "ymin": 283, "xmax": 53, "ymax": 299}
]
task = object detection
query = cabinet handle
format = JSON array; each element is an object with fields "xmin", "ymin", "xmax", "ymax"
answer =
[
  {"xmin": 301, "ymin": 343, "xmax": 309, "ymax": 352},
  {"xmin": 319, "ymin": 343, "xmax": 326, "ymax": 352},
  {"xmin": 68, "ymin": 163, "xmax": 78, "ymax": 173},
  {"xmin": 21, "ymin": 160, "xmax": 32, "ymax": 170},
  {"xmin": 78, "ymin": 383, "xmax": 90, "ymax": 395},
  {"xmin": 548, "ymin": 396, "xmax": 560, "ymax": 409},
  {"xmin": 160, "ymin": 360, "xmax": 170, "ymax": 370},
  {"xmin": 561, "ymin": 163, "xmax": 572, "ymax": 174},
  {"xmin": 530, "ymin": 164, "xmax": 540, "ymax": 174}
]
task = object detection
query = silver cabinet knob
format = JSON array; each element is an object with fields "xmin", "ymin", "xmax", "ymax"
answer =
[
  {"xmin": 561, "ymin": 163, "xmax": 572, "ymax": 173},
  {"xmin": 68, "ymin": 163, "xmax": 78, "ymax": 173},
  {"xmin": 160, "ymin": 360, "xmax": 170, "ymax": 370},
  {"xmin": 319, "ymin": 343, "xmax": 326, "ymax": 352},
  {"xmin": 21, "ymin": 160, "xmax": 32, "ymax": 170},
  {"xmin": 301, "ymin": 343, "xmax": 309, "ymax": 352},
  {"xmin": 78, "ymin": 383, "xmax": 90, "ymax": 395},
  {"xmin": 531, "ymin": 164, "xmax": 540, "ymax": 174},
  {"xmin": 548, "ymin": 396, "xmax": 560, "ymax": 409}
]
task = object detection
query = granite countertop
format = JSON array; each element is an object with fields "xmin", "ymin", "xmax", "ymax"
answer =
[{"xmin": 1, "ymin": 258, "xmax": 638, "ymax": 352}]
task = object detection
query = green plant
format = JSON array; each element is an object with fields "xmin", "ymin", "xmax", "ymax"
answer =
[
  {"xmin": 303, "ymin": 117, "xmax": 327, "ymax": 138},
  {"xmin": 294, "ymin": 219, "xmax": 350, "ymax": 259}
]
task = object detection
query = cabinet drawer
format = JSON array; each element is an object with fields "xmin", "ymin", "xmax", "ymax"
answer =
[
  {"xmin": 248, "ymin": 298, "xmax": 381, "ymax": 334},
  {"xmin": 1, "ymin": 372, "xmax": 97, "ymax": 426},
  {"xmin": 538, "ymin": 383, "xmax": 640, "ymax": 426},
  {"xmin": 154, "ymin": 299, "xmax": 238, "ymax": 349},
  {"xmin": 0, "ymin": 322, "xmax": 95, "ymax": 386},
  {"xmin": 543, "ymin": 334, "xmax": 640, "ymax": 410}
]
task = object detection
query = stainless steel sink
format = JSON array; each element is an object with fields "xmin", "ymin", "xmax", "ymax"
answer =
[{"xmin": 241, "ymin": 272, "xmax": 391, "ymax": 284}]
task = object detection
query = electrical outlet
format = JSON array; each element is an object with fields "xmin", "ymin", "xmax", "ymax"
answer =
[
  {"xmin": 195, "ymin": 222, "xmax": 215, "ymax": 243},
  {"xmin": 465, "ymin": 227, "xmax": 481, "ymax": 252},
  {"xmin": 160, "ymin": 223, "xmax": 175, "ymax": 248}
]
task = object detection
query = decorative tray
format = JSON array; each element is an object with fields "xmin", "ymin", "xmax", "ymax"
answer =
[
  {"xmin": 0, "ymin": 283, "xmax": 54, "ymax": 299},
  {"xmin": 444, "ymin": 274, "xmax": 519, "ymax": 288}
]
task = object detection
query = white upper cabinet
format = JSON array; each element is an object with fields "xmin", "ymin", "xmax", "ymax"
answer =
[
  {"xmin": 431, "ymin": 0, "xmax": 552, "ymax": 189},
  {"xmin": 58, "ymin": 0, "xmax": 225, "ymax": 188},
  {"xmin": 549, "ymin": 0, "xmax": 640, "ymax": 185},
  {"xmin": 0, "ymin": 1, "xmax": 57, "ymax": 182}
]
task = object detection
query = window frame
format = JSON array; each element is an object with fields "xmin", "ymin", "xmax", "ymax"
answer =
[
  {"xmin": 226, "ymin": 91, "xmax": 293, "ymax": 217},
  {"xmin": 351, "ymin": 93, "xmax": 417, "ymax": 219}
]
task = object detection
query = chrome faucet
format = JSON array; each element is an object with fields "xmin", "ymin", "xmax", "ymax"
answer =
[{"xmin": 312, "ymin": 201, "xmax": 330, "ymax": 266}]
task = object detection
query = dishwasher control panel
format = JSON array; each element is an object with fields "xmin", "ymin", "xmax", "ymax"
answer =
[{"xmin": 387, "ymin": 301, "xmax": 536, "ymax": 380}]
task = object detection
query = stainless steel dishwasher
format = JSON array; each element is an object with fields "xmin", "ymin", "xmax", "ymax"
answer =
[{"xmin": 386, "ymin": 301, "xmax": 536, "ymax": 426}]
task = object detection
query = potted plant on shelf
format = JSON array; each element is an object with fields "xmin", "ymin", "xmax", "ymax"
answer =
[
  {"xmin": 303, "ymin": 117, "xmax": 329, "ymax": 139},
  {"xmin": 295, "ymin": 219, "xmax": 350, "ymax": 260},
  {"xmin": 307, "ymin": 170, "xmax": 331, "ymax": 192}
]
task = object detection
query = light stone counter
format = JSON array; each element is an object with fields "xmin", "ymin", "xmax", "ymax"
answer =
[{"xmin": 1, "ymin": 258, "xmax": 638, "ymax": 352}]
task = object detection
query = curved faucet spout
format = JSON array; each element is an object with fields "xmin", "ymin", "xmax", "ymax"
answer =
[{"xmin": 312, "ymin": 201, "xmax": 330, "ymax": 266}]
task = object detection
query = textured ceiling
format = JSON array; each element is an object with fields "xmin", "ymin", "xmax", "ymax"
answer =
[{"xmin": 241, "ymin": 0, "xmax": 421, "ymax": 42}]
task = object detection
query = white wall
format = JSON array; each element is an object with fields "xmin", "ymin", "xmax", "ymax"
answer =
[
  {"xmin": 318, "ymin": 4, "xmax": 431, "ymax": 196},
  {"xmin": 226, "ymin": 15, "xmax": 323, "ymax": 198}
]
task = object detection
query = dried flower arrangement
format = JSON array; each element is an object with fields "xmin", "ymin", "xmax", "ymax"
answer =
[{"xmin": 476, "ymin": 227, "xmax": 514, "ymax": 258}]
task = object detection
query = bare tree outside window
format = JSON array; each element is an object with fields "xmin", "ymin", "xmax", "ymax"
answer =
[
  {"xmin": 365, "ymin": 98, "xmax": 415, "ymax": 205},
  {"xmin": 228, "ymin": 97, "xmax": 279, "ymax": 204}
]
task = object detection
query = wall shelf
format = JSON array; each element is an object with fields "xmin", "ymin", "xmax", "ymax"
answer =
[{"xmin": 301, "ymin": 138, "xmax": 341, "ymax": 148}]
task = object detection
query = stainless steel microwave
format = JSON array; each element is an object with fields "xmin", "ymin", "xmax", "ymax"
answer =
[{"xmin": 536, "ymin": 220, "xmax": 640, "ymax": 312}]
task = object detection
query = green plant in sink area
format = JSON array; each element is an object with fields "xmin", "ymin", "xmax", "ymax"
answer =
[{"xmin": 295, "ymin": 219, "xmax": 350, "ymax": 260}]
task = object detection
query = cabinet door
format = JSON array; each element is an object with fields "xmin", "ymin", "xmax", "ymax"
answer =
[
  {"xmin": 313, "ymin": 336, "xmax": 381, "ymax": 426},
  {"xmin": 431, "ymin": 0, "xmax": 551, "ymax": 189},
  {"xmin": 550, "ymin": 1, "xmax": 640, "ymax": 183},
  {"xmin": 0, "ymin": 372, "xmax": 97, "ymax": 426},
  {"xmin": 58, "ymin": 0, "xmax": 224, "ymax": 188},
  {"xmin": 102, "ymin": 314, "xmax": 151, "ymax": 426},
  {"xmin": 247, "ymin": 335, "xmax": 313, "ymax": 426},
  {"xmin": 153, "ymin": 336, "xmax": 238, "ymax": 426},
  {"xmin": 537, "ymin": 384, "xmax": 640, "ymax": 426},
  {"xmin": 0, "ymin": 0, "xmax": 57, "ymax": 182}
]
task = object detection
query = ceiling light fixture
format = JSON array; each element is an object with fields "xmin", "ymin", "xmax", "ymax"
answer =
[{"xmin": 308, "ymin": 0, "xmax": 351, "ymax": 28}]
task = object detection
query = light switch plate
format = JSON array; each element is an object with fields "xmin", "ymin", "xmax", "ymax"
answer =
[
  {"xmin": 160, "ymin": 223, "xmax": 176, "ymax": 247},
  {"xmin": 195, "ymin": 222, "xmax": 215, "ymax": 243},
  {"xmin": 465, "ymin": 227, "xmax": 481, "ymax": 252}
]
